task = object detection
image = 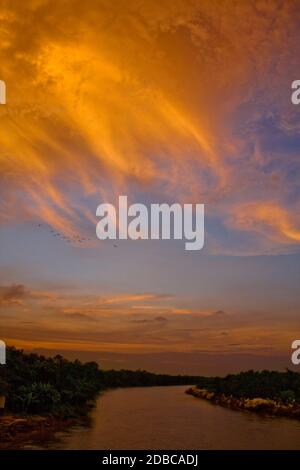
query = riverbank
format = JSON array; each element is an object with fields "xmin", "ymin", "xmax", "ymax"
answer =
[
  {"xmin": 0, "ymin": 346, "xmax": 206, "ymax": 449},
  {"xmin": 0, "ymin": 415, "xmax": 88, "ymax": 450},
  {"xmin": 186, "ymin": 387, "xmax": 300, "ymax": 419},
  {"xmin": 0, "ymin": 414, "xmax": 84, "ymax": 450},
  {"xmin": 44, "ymin": 386, "xmax": 300, "ymax": 450}
]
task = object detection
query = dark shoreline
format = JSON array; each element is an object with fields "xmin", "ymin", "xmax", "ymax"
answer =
[
  {"xmin": 0, "ymin": 409, "xmax": 94, "ymax": 450},
  {"xmin": 186, "ymin": 387, "xmax": 300, "ymax": 420}
]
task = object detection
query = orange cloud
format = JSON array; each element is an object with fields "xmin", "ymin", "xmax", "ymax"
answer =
[
  {"xmin": 101, "ymin": 293, "xmax": 173, "ymax": 305},
  {"xmin": 0, "ymin": 0, "xmax": 299, "ymax": 255},
  {"xmin": 229, "ymin": 202, "xmax": 300, "ymax": 245}
]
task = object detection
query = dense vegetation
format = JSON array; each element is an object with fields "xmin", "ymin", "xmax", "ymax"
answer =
[
  {"xmin": 2, "ymin": 349, "xmax": 300, "ymax": 421},
  {"xmin": 102, "ymin": 368, "xmax": 201, "ymax": 388},
  {"xmin": 196, "ymin": 370, "xmax": 300, "ymax": 403},
  {"xmin": 0, "ymin": 347, "xmax": 200, "ymax": 416},
  {"xmin": 0, "ymin": 347, "xmax": 103, "ymax": 416}
]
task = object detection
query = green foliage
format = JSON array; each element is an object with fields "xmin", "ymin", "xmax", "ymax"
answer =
[
  {"xmin": 0, "ymin": 347, "xmax": 202, "ymax": 417},
  {"xmin": 278, "ymin": 389, "xmax": 296, "ymax": 403},
  {"xmin": 196, "ymin": 369, "xmax": 300, "ymax": 402},
  {"xmin": 1, "ymin": 347, "xmax": 103, "ymax": 417},
  {"xmin": 16, "ymin": 382, "xmax": 61, "ymax": 413}
]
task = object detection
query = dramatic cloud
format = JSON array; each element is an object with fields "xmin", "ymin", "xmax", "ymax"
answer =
[
  {"xmin": 0, "ymin": 280, "xmax": 298, "ymax": 361},
  {"xmin": 0, "ymin": 0, "xmax": 299, "ymax": 254},
  {"xmin": 1, "ymin": 2, "xmax": 300, "ymax": 372}
]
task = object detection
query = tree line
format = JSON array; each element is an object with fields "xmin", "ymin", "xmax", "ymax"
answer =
[
  {"xmin": 196, "ymin": 369, "xmax": 300, "ymax": 403},
  {"xmin": 0, "ymin": 347, "xmax": 201, "ymax": 416}
]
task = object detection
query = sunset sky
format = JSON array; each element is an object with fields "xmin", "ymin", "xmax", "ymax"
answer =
[{"xmin": 0, "ymin": 0, "xmax": 300, "ymax": 374}]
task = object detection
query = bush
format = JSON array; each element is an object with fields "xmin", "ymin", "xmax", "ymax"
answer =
[
  {"xmin": 278, "ymin": 389, "xmax": 296, "ymax": 403},
  {"xmin": 196, "ymin": 370, "xmax": 300, "ymax": 402},
  {"xmin": 16, "ymin": 382, "xmax": 61, "ymax": 413},
  {"xmin": 4, "ymin": 347, "xmax": 103, "ymax": 416}
]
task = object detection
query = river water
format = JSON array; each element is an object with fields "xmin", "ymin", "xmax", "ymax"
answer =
[{"xmin": 54, "ymin": 385, "xmax": 300, "ymax": 450}]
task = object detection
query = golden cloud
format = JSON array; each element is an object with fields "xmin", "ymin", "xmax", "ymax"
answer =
[{"xmin": 0, "ymin": 0, "xmax": 299, "ymax": 254}]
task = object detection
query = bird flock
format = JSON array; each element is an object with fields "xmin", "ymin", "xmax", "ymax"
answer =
[
  {"xmin": 36, "ymin": 223, "xmax": 118, "ymax": 247},
  {"xmin": 36, "ymin": 223, "xmax": 92, "ymax": 245}
]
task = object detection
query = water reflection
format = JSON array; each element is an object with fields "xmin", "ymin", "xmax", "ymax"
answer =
[{"xmin": 54, "ymin": 386, "xmax": 300, "ymax": 450}]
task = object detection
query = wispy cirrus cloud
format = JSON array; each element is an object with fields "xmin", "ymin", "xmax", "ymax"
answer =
[
  {"xmin": 0, "ymin": 1, "xmax": 300, "ymax": 254},
  {"xmin": 101, "ymin": 293, "xmax": 173, "ymax": 305},
  {"xmin": 1, "ymin": 1, "xmax": 300, "ymax": 373}
]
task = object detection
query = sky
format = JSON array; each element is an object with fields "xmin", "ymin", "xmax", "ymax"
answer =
[{"xmin": 0, "ymin": 0, "xmax": 300, "ymax": 374}]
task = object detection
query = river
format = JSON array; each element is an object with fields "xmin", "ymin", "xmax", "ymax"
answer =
[{"xmin": 53, "ymin": 385, "xmax": 300, "ymax": 450}]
